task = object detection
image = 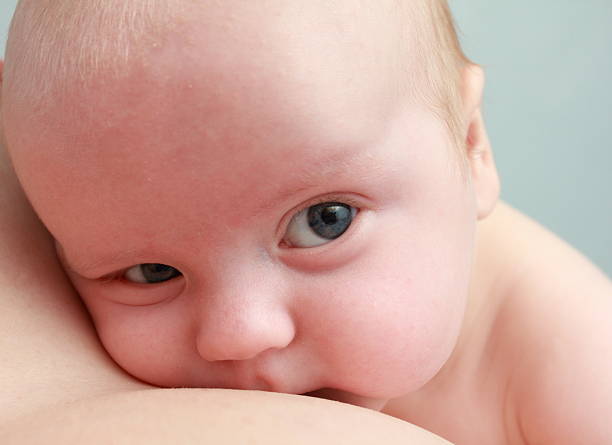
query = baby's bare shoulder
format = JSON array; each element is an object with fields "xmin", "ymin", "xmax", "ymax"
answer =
[{"xmin": 485, "ymin": 203, "xmax": 612, "ymax": 445}]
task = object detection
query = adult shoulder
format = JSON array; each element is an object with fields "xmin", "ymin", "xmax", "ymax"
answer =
[
  {"xmin": 0, "ymin": 141, "xmax": 143, "ymax": 425},
  {"xmin": 3, "ymin": 389, "xmax": 454, "ymax": 445}
]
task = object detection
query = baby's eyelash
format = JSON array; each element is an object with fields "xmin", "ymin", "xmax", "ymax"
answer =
[
  {"xmin": 97, "ymin": 271, "xmax": 122, "ymax": 284},
  {"xmin": 295, "ymin": 194, "xmax": 362, "ymax": 212}
]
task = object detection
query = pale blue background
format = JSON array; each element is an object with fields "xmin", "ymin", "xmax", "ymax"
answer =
[
  {"xmin": 450, "ymin": 1, "xmax": 611, "ymax": 276},
  {"xmin": 1, "ymin": 1, "xmax": 610, "ymax": 275}
]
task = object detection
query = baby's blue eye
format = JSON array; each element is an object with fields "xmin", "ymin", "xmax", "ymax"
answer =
[
  {"xmin": 124, "ymin": 263, "xmax": 182, "ymax": 284},
  {"xmin": 283, "ymin": 202, "xmax": 357, "ymax": 248}
]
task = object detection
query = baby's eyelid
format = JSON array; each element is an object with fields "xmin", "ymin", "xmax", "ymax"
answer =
[
  {"xmin": 99, "ymin": 272, "xmax": 121, "ymax": 283},
  {"xmin": 121, "ymin": 263, "xmax": 183, "ymax": 285},
  {"xmin": 309, "ymin": 195, "xmax": 362, "ymax": 209},
  {"xmin": 287, "ymin": 194, "xmax": 363, "ymax": 223}
]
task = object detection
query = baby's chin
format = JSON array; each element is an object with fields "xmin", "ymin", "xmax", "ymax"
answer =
[{"xmin": 302, "ymin": 388, "xmax": 388, "ymax": 411}]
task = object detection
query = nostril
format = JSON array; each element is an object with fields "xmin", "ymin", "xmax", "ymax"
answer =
[
  {"xmin": 195, "ymin": 319, "xmax": 295, "ymax": 363},
  {"xmin": 197, "ymin": 338, "xmax": 262, "ymax": 362}
]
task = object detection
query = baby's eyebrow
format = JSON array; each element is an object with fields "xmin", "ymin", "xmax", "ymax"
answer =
[{"xmin": 251, "ymin": 147, "xmax": 385, "ymax": 216}]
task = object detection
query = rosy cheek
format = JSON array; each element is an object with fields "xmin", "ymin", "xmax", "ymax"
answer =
[
  {"xmin": 81, "ymin": 291, "xmax": 197, "ymax": 387},
  {"xmin": 304, "ymin": 248, "xmax": 465, "ymax": 396}
]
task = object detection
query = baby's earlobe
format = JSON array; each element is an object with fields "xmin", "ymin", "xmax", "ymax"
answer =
[{"xmin": 468, "ymin": 146, "xmax": 485, "ymax": 161}]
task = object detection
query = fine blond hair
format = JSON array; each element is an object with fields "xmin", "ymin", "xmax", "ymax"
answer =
[{"xmin": 3, "ymin": 0, "xmax": 471, "ymax": 163}]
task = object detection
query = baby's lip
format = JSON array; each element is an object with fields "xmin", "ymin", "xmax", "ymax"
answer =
[
  {"xmin": 301, "ymin": 389, "xmax": 326, "ymax": 398},
  {"xmin": 301, "ymin": 388, "xmax": 388, "ymax": 411},
  {"xmin": 223, "ymin": 355, "xmax": 321, "ymax": 395},
  {"xmin": 224, "ymin": 365, "xmax": 314, "ymax": 395},
  {"xmin": 301, "ymin": 388, "xmax": 341, "ymax": 401}
]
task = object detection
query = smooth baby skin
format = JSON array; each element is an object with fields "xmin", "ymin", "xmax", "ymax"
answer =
[
  {"xmin": 384, "ymin": 202, "xmax": 612, "ymax": 443},
  {"xmin": 0, "ymin": 137, "xmax": 454, "ymax": 445},
  {"xmin": 4, "ymin": 2, "xmax": 612, "ymax": 445},
  {"xmin": 6, "ymin": 0, "xmax": 495, "ymax": 412}
]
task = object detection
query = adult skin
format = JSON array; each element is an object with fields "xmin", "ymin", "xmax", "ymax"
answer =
[{"xmin": 0, "ymin": 76, "xmax": 452, "ymax": 445}]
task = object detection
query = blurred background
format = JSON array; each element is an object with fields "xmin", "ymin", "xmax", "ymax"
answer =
[
  {"xmin": 1, "ymin": 1, "xmax": 610, "ymax": 275},
  {"xmin": 451, "ymin": 1, "xmax": 611, "ymax": 276}
]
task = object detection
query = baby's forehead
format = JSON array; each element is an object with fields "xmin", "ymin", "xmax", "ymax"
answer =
[
  {"xmin": 5, "ymin": 1, "xmax": 461, "ymax": 195},
  {"xmin": 6, "ymin": 4, "xmax": 417, "ymax": 161},
  {"xmin": 5, "ymin": 0, "xmax": 429, "ymax": 129}
]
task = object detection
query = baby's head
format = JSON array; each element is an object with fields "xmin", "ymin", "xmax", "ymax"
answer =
[{"xmin": 2, "ymin": 0, "xmax": 499, "ymax": 408}]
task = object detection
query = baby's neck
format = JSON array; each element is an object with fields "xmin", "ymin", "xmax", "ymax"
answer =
[
  {"xmin": 382, "ymin": 201, "xmax": 525, "ymax": 421},
  {"xmin": 434, "ymin": 201, "xmax": 524, "ymax": 386}
]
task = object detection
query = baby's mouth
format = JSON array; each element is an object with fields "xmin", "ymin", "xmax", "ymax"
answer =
[{"xmin": 301, "ymin": 388, "xmax": 387, "ymax": 411}]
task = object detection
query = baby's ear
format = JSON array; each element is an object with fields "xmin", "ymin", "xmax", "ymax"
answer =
[{"xmin": 461, "ymin": 64, "xmax": 500, "ymax": 220}]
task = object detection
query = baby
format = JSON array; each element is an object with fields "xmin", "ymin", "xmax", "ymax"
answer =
[{"xmin": 2, "ymin": 0, "xmax": 611, "ymax": 444}]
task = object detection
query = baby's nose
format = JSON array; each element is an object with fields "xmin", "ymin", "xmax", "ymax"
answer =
[{"xmin": 194, "ymin": 283, "xmax": 295, "ymax": 362}]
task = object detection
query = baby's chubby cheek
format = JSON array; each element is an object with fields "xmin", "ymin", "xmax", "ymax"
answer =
[
  {"xmin": 306, "ymin": 258, "xmax": 466, "ymax": 398},
  {"xmin": 80, "ymin": 292, "xmax": 215, "ymax": 389},
  {"xmin": 310, "ymin": 206, "xmax": 472, "ymax": 397}
]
